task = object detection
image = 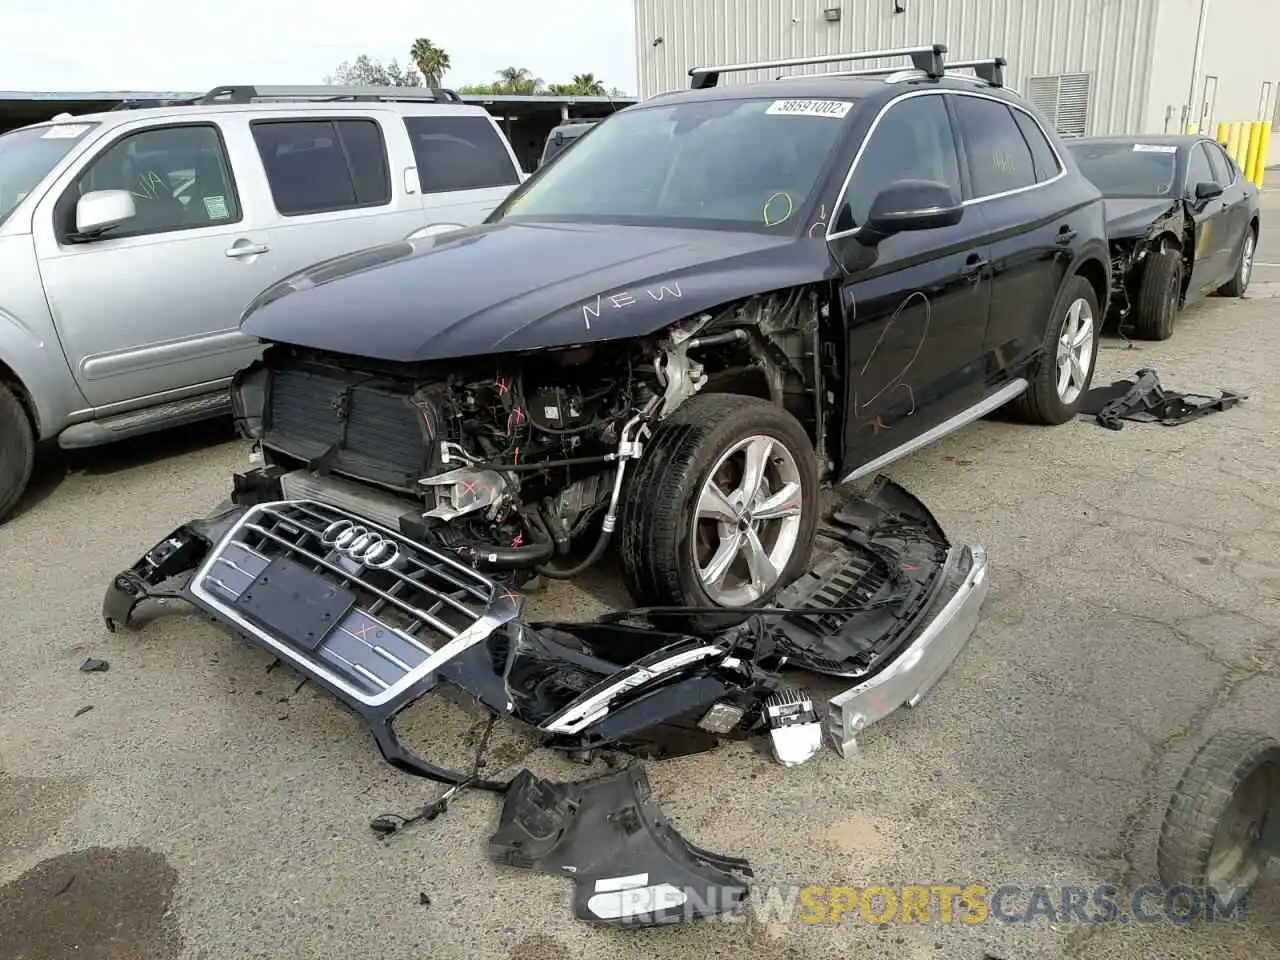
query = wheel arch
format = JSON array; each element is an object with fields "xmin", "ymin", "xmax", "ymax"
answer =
[
  {"xmin": 0, "ymin": 357, "xmax": 39, "ymax": 437},
  {"xmin": 1071, "ymin": 255, "xmax": 1109, "ymax": 314}
]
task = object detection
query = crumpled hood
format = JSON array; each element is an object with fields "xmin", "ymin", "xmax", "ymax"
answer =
[
  {"xmin": 240, "ymin": 220, "xmax": 824, "ymax": 362},
  {"xmin": 1103, "ymin": 197, "xmax": 1181, "ymax": 241}
]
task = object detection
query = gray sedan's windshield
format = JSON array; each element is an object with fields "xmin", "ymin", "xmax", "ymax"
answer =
[
  {"xmin": 0, "ymin": 122, "xmax": 97, "ymax": 226},
  {"xmin": 501, "ymin": 96, "xmax": 857, "ymax": 231},
  {"xmin": 1067, "ymin": 141, "xmax": 1178, "ymax": 198}
]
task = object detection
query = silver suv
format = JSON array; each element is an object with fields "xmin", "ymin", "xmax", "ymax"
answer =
[{"xmin": 0, "ymin": 84, "xmax": 525, "ymax": 520}]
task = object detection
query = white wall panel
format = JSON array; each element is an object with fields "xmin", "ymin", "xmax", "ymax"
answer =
[{"xmin": 634, "ymin": 0, "xmax": 1159, "ymax": 135}]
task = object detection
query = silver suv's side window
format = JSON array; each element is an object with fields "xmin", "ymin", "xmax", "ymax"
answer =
[
  {"xmin": 837, "ymin": 94, "xmax": 962, "ymax": 232},
  {"xmin": 57, "ymin": 123, "xmax": 241, "ymax": 240},
  {"xmin": 250, "ymin": 118, "xmax": 391, "ymax": 216},
  {"xmin": 403, "ymin": 116, "xmax": 520, "ymax": 192}
]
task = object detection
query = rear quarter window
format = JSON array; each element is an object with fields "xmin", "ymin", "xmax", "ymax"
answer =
[
  {"xmin": 403, "ymin": 115, "xmax": 520, "ymax": 193},
  {"xmin": 1011, "ymin": 109, "xmax": 1063, "ymax": 182}
]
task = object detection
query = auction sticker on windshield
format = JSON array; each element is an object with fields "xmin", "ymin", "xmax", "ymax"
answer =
[
  {"xmin": 1132, "ymin": 144, "xmax": 1178, "ymax": 153},
  {"xmin": 766, "ymin": 99, "xmax": 854, "ymax": 119}
]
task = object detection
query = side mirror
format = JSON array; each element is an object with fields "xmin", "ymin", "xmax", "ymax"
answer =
[
  {"xmin": 1193, "ymin": 180, "xmax": 1223, "ymax": 202},
  {"xmin": 860, "ymin": 179, "xmax": 963, "ymax": 243},
  {"xmin": 75, "ymin": 189, "xmax": 136, "ymax": 237}
]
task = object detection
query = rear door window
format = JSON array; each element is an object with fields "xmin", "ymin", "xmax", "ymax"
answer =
[
  {"xmin": 953, "ymin": 95, "xmax": 1038, "ymax": 198},
  {"xmin": 403, "ymin": 115, "xmax": 520, "ymax": 192},
  {"xmin": 251, "ymin": 118, "xmax": 391, "ymax": 216}
]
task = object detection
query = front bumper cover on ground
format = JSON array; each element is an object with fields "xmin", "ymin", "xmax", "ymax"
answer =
[{"xmin": 103, "ymin": 476, "xmax": 988, "ymax": 781}]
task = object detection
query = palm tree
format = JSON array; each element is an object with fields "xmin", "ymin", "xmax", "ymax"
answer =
[
  {"xmin": 496, "ymin": 66, "xmax": 543, "ymax": 95},
  {"xmin": 571, "ymin": 73, "xmax": 606, "ymax": 95},
  {"xmin": 410, "ymin": 38, "xmax": 451, "ymax": 87}
]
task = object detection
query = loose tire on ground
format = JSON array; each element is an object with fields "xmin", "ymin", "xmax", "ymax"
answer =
[
  {"xmin": 619, "ymin": 393, "xmax": 819, "ymax": 633},
  {"xmin": 1132, "ymin": 248, "xmax": 1183, "ymax": 341},
  {"xmin": 1219, "ymin": 224, "xmax": 1256, "ymax": 298},
  {"xmin": 0, "ymin": 382, "xmax": 35, "ymax": 523},
  {"xmin": 1011, "ymin": 274, "xmax": 1101, "ymax": 426},
  {"xmin": 1157, "ymin": 729, "xmax": 1280, "ymax": 894}
]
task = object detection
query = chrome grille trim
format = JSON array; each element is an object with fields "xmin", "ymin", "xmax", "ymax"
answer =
[{"xmin": 188, "ymin": 500, "xmax": 521, "ymax": 707}]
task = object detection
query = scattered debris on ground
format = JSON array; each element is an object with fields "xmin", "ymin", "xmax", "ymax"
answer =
[{"xmin": 1079, "ymin": 367, "xmax": 1247, "ymax": 429}]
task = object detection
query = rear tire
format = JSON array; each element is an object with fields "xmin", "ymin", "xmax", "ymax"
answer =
[
  {"xmin": 0, "ymin": 383, "xmax": 35, "ymax": 523},
  {"xmin": 619, "ymin": 394, "xmax": 819, "ymax": 633},
  {"xmin": 1011, "ymin": 274, "xmax": 1101, "ymax": 426},
  {"xmin": 1158, "ymin": 729, "xmax": 1280, "ymax": 894},
  {"xmin": 1132, "ymin": 249, "xmax": 1183, "ymax": 341},
  {"xmin": 1219, "ymin": 224, "xmax": 1256, "ymax": 298}
]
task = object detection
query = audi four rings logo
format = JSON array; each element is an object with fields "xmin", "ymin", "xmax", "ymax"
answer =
[{"xmin": 321, "ymin": 519, "xmax": 401, "ymax": 569}]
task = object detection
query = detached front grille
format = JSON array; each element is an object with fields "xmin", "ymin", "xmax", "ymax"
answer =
[
  {"xmin": 264, "ymin": 363, "xmax": 434, "ymax": 492},
  {"xmin": 188, "ymin": 500, "xmax": 512, "ymax": 706}
]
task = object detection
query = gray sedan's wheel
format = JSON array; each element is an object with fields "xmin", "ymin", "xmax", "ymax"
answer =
[
  {"xmin": 1158, "ymin": 729, "xmax": 1280, "ymax": 894},
  {"xmin": 0, "ymin": 383, "xmax": 35, "ymax": 523},
  {"xmin": 619, "ymin": 393, "xmax": 819, "ymax": 631},
  {"xmin": 1219, "ymin": 225, "xmax": 1256, "ymax": 297},
  {"xmin": 1133, "ymin": 249, "xmax": 1183, "ymax": 341}
]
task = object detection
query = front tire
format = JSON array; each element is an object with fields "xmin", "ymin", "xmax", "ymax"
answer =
[
  {"xmin": 619, "ymin": 394, "xmax": 819, "ymax": 631},
  {"xmin": 1219, "ymin": 224, "xmax": 1256, "ymax": 298},
  {"xmin": 1132, "ymin": 248, "xmax": 1183, "ymax": 341},
  {"xmin": 1011, "ymin": 275, "xmax": 1101, "ymax": 426},
  {"xmin": 1158, "ymin": 729, "xmax": 1280, "ymax": 894},
  {"xmin": 0, "ymin": 383, "xmax": 35, "ymax": 523}
]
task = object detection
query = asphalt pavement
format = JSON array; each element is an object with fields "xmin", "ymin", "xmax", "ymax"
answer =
[{"xmin": 2, "ymin": 195, "xmax": 1278, "ymax": 960}]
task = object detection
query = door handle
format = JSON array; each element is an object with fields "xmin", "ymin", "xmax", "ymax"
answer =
[
  {"xmin": 1056, "ymin": 227, "xmax": 1078, "ymax": 246},
  {"xmin": 961, "ymin": 255, "xmax": 989, "ymax": 279},
  {"xmin": 225, "ymin": 242, "xmax": 269, "ymax": 258}
]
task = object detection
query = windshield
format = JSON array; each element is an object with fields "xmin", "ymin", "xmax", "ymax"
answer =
[
  {"xmin": 0, "ymin": 122, "xmax": 97, "ymax": 227},
  {"xmin": 501, "ymin": 96, "xmax": 856, "ymax": 231},
  {"xmin": 1067, "ymin": 141, "xmax": 1178, "ymax": 198}
]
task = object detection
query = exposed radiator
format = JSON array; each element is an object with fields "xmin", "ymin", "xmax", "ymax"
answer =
[{"xmin": 264, "ymin": 363, "xmax": 435, "ymax": 493}]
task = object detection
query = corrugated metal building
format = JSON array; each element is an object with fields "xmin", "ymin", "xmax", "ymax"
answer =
[{"xmin": 634, "ymin": 0, "xmax": 1280, "ymax": 163}]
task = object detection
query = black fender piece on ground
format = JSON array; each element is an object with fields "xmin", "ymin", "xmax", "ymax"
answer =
[{"xmin": 487, "ymin": 764, "xmax": 752, "ymax": 926}]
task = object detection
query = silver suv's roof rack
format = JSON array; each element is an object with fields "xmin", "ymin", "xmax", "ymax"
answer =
[
  {"xmin": 689, "ymin": 43, "xmax": 947, "ymax": 89},
  {"xmin": 196, "ymin": 84, "xmax": 463, "ymax": 105}
]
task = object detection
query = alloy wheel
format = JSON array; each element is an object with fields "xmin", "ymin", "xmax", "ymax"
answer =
[
  {"xmin": 1055, "ymin": 297, "xmax": 1095, "ymax": 405},
  {"xmin": 1241, "ymin": 231, "xmax": 1255, "ymax": 289},
  {"xmin": 692, "ymin": 434, "xmax": 804, "ymax": 607}
]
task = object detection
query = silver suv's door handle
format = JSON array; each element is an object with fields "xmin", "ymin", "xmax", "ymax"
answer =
[{"xmin": 225, "ymin": 242, "xmax": 269, "ymax": 258}]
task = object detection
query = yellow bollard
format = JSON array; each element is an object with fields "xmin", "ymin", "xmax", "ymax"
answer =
[
  {"xmin": 1186, "ymin": 123, "xmax": 1200, "ymax": 135},
  {"xmin": 1227, "ymin": 122, "xmax": 1244, "ymax": 166},
  {"xmin": 1247, "ymin": 121, "xmax": 1265, "ymax": 185},
  {"xmin": 1257, "ymin": 123, "xmax": 1272, "ymax": 187},
  {"xmin": 1235, "ymin": 122, "xmax": 1253, "ymax": 171},
  {"xmin": 1217, "ymin": 121, "xmax": 1230, "ymax": 144}
]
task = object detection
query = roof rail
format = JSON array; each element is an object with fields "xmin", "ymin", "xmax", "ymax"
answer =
[
  {"xmin": 776, "ymin": 55, "xmax": 1007, "ymax": 89},
  {"xmin": 110, "ymin": 97, "xmax": 200, "ymax": 111},
  {"xmin": 690, "ymin": 43, "xmax": 946, "ymax": 89},
  {"xmin": 945, "ymin": 57, "xmax": 1007, "ymax": 88},
  {"xmin": 195, "ymin": 84, "xmax": 463, "ymax": 105}
]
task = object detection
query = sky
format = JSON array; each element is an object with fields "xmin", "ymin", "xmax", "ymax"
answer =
[{"xmin": 0, "ymin": 0, "xmax": 638, "ymax": 95}]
